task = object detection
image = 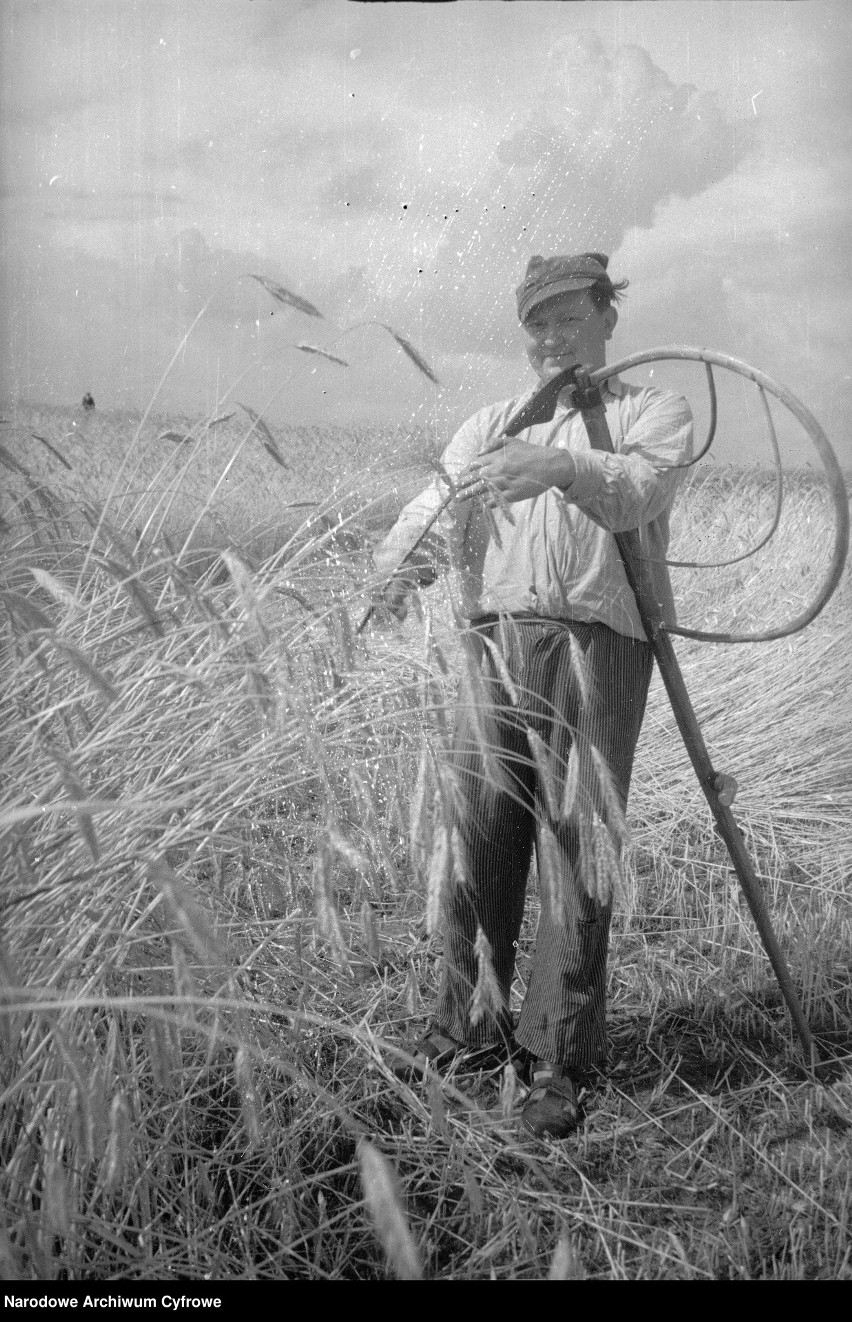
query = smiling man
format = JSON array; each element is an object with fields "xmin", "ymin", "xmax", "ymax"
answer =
[{"xmin": 374, "ymin": 252, "xmax": 693, "ymax": 1138}]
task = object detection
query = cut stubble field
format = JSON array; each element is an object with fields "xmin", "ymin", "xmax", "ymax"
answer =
[{"xmin": 0, "ymin": 400, "xmax": 850, "ymax": 1281}]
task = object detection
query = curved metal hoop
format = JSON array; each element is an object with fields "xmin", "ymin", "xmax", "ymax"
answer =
[{"xmin": 588, "ymin": 347, "xmax": 850, "ymax": 644}]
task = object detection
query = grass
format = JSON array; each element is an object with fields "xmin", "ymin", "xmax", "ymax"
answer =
[{"xmin": 0, "ymin": 399, "xmax": 850, "ymax": 1281}]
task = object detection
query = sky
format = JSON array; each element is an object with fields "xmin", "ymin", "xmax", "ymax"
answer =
[{"xmin": 1, "ymin": 0, "xmax": 850, "ymax": 465}]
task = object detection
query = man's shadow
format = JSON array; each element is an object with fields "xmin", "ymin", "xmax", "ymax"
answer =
[{"xmin": 604, "ymin": 973, "xmax": 851, "ymax": 1100}]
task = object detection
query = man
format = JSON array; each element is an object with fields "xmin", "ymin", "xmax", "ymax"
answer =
[{"xmin": 374, "ymin": 253, "xmax": 693, "ymax": 1137}]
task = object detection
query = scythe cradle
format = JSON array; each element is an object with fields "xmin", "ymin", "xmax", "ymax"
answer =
[{"xmin": 366, "ymin": 347, "xmax": 850, "ymax": 1070}]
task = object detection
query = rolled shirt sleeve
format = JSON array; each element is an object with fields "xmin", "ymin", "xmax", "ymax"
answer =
[
  {"xmin": 371, "ymin": 419, "xmax": 482, "ymax": 579},
  {"xmin": 371, "ymin": 480, "xmax": 450, "ymax": 579},
  {"xmin": 558, "ymin": 387, "xmax": 694, "ymax": 531}
]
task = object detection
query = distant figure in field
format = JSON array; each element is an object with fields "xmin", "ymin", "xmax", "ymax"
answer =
[{"xmin": 82, "ymin": 393, "xmax": 95, "ymax": 411}]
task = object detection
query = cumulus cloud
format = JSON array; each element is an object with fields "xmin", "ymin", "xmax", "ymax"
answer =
[
  {"xmin": 1, "ymin": 1, "xmax": 846, "ymax": 462},
  {"xmin": 375, "ymin": 33, "xmax": 755, "ymax": 360},
  {"xmin": 150, "ymin": 227, "xmax": 310, "ymax": 328}
]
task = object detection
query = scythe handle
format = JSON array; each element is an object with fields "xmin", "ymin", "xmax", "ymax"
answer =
[
  {"xmin": 577, "ymin": 391, "xmax": 820, "ymax": 1068},
  {"xmin": 647, "ymin": 626, "xmax": 819, "ymax": 1066}
]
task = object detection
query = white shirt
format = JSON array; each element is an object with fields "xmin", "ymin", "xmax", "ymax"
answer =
[{"xmin": 376, "ymin": 377, "xmax": 694, "ymax": 641}]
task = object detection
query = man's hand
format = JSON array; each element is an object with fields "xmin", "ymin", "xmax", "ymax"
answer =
[
  {"xmin": 455, "ymin": 438, "xmax": 576, "ymax": 506},
  {"xmin": 383, "ymin": 574, "xmax": 413, "ymax": 621},
  {"xmin": 368, "ymin": 572, "xmax": 415, "ymax": 627}
]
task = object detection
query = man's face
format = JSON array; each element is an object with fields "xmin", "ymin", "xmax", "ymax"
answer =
[{"xmin": 522, "ymin": 289, "xmax": 617, "ymax": 384}]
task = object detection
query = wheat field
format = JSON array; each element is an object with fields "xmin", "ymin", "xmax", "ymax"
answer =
[{"xmin": 0, "ymin": 399, "xmax": 850, "ymax": 1281}]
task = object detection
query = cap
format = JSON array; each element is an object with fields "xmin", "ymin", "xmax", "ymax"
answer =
[{"xmin": 516, "ymin": 252, "xmax": 612, "ymax": 322}]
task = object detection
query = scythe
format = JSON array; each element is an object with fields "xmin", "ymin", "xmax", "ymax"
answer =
[{"xmin": 363, "ymin": 347, "xmax": 850, "ymax": 1071}]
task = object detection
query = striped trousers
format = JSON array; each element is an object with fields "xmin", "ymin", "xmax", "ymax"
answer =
[{"xmin": 434, "ymin": 617, "xmax": 653, "ymax": 1068}]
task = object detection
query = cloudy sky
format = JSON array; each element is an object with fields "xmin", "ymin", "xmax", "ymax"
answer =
[{"xmin": 1, "ymin": 0, "xmax": 849, "ymax": 464}]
